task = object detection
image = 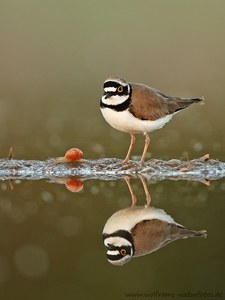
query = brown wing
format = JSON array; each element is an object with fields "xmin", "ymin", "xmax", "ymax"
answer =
[
  {"xmin": 129, "ymin": 83, "xmax": 203, "ymax": 121},
  {"xmin": 131, "ymin": 219, "xmax": 206, "ymax": 257}
]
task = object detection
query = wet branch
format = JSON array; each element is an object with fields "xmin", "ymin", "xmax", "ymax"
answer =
[{"xmin": 0, "ymin": 154, "xmax": 225, "ymax": 182}]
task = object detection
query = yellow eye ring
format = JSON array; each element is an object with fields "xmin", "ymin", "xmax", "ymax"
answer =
[
  {"xmin": 120, "ymin": 249, "xmax": 126, "ymax": 256},
  {"xmin": 118, "ymin": 86, "xmax": 123, "ymax": 93}
]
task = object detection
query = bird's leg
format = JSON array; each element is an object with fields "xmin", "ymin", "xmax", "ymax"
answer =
[
  {"xmin": 123, "ymin": 133, "xmax": 135, "ymax": 163},
  {"xmin": 140, "ymin": 132, "xmax": 150, "ymax": 164},
  {"xmin": 124, "ymin": 176, "xmax": 137, "ymax": 207},
  {"xmin": 140, "ymin": 177, "xmax": 151, "ymax": 207}
]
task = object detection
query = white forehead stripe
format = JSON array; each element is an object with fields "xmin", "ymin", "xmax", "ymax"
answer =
[
  {"xmin": 107, "ymin": 250, "xmax": 120, "ymax": 256},
  {"xmin": 104, "ymin": 87, "xmax": 117, "ymax": 92}
]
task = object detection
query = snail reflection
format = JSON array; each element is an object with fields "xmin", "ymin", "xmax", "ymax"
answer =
[
  {"xmin": 102, "ymin": 177, "xmax": 207, "ymax": 266},
  {"xmin": 49, "ymin": 177, "xmax": 84, "ymax": 193}
]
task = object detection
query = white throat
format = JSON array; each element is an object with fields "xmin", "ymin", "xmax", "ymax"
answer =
[{"xmin": 101, "ymin": 94, "xmax": 129, "ymax": 106}]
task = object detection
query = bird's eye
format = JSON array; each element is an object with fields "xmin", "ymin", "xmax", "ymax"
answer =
[
  {"xmin": 118, "ymin": 86, "xmax": 123, "ymax": 93},
  {"xmin": 120, "ymin": 249, "xmax": 126, "ymax": 256}
]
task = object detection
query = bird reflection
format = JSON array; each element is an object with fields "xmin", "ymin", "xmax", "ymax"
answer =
[{"xmin": 102, "ymin": 177, "xmax": 207, "ymax": 266}]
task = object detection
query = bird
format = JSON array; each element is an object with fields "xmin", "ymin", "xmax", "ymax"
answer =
[
  {"xmin": 100, "ymin": 77, "xmax": 204, "ymax": 163},
  {"xmin": 102, "ymin": 206, "xmax": 207, "ymax": 266}
]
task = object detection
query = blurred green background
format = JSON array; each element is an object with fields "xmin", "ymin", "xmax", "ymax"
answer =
[
  {"xmin": 0, "ymin": 0, "xmax": 225, "ymax": 160},
  {"xmin": 0, "ymin": 1, "xmax": 225, "ymax": 300}
]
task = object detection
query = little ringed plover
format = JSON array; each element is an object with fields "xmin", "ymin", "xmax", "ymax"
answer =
[{"xmin": 100, "ymin": 77, "xmax": 204, "ymax": 163}]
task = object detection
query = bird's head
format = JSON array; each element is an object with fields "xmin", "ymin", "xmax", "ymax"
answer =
[{"xmin": 101, "ymin": 77, "xmax": 131, "ymax": 106}]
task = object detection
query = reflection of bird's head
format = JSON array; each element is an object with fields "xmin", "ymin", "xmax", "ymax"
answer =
[{"xmin": 103, "ymin": 230, "xmax": 134, "ymax": 266}]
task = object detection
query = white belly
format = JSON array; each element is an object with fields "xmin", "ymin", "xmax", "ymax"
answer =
[{"xmin": 100, "ymin": 108, "xmax": 173, "ymax": 134}]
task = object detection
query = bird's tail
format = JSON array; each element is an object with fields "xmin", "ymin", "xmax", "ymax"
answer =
[
  {"xmin": 172, "ymin": 96, "xmax": 205, "ymax": 112},
  {"xmin": 178, "ymin": 228, "xmax": 207, "ymax": 239},
  {"xmin": 189, "ymin": 96, "xmax": 205, "ymax": 103}
]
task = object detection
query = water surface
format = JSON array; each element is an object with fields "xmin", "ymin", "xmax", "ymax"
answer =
[{"xmin": 0, "ymin": 1, "xmax": 225, "ymax": 299}]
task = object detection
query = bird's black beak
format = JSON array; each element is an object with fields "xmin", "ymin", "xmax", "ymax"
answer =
[
  {"xmin": 104, "ymin": 92, "xmax": 113, "ymax": 99},
  {"xmin": 107, "ymin": 243, "xmax": 115, "ymax": 250}
]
